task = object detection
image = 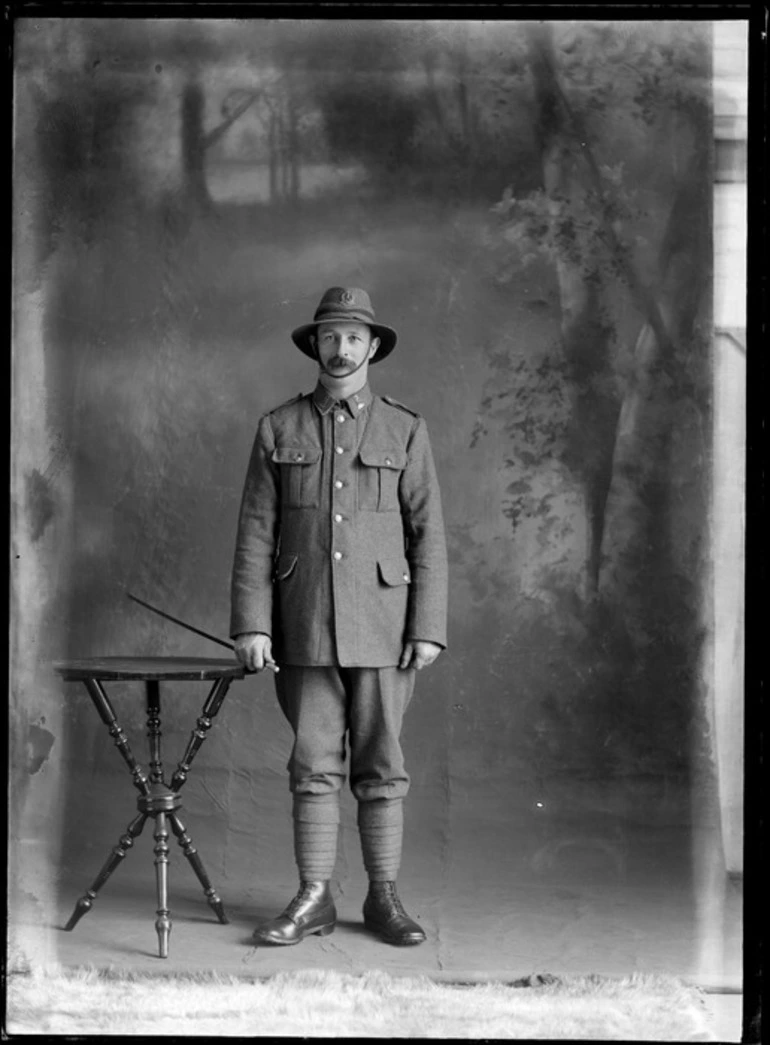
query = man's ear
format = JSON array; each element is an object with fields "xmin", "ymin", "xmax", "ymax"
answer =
[
  {"xmin": 369, "ymin": 336, "xmax": 380, "ymax": 360},
  {"xmin": 309, "ymin": 334, "xmax": 319, "ymax": 360}
]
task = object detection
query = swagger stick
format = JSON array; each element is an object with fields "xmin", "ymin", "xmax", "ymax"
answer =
[{"xmin": 125, "ymin": 592, "xmax": 278, "ymax": 671}]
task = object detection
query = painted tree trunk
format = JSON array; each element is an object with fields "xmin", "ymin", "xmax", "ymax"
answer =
[
  {"xmin": 528, "ymin": 27, "xmax": 620, "ymax": 595},
  {"xmin": 286, "ymin": 93, "xmax": 301, "ymax": 203},
  {"xmin": 423, "ymin": 58, "xmax": 457, "ymax": 152},
  {"xmin": 599, "ymin": 120, "xmax": 712, "ymax": 608},
  {"xmin": 268, "ymin": 110, "xmax": 279, "ymax": 203},
  {"xmin": 180, "ymin": 79, "xmax": 212, "ymax": 211}
]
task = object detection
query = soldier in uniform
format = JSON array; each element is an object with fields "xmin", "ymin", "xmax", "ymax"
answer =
[{"xmin": 230, "ymin": 287, "xmax": 448, "ymax": 946}]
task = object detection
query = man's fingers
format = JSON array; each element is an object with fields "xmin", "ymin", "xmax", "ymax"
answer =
[
  {"xmin": 400, "ymin": 642, "xmax": 442, "ymax": 671},
  {"xmin": 253, "ymin": 652, "xmax": 280, "ymax": 673},
  {"xmin": 262, "ymin": 640, "xmax": 279, "ymax": 673},
  {"xmin": 412, "ymin": 646, "xmax": 440, "ymax": 671},
  {"xmin": 236, "ymin": 648, "xmax": 253, "ymax": 670},
  {"xmin": 235, "ymin": 638, "xmax": 279, "ymax": 674},
  {"xmin": 252, "ymin": 654, "xmax": 279, "ymax": 673},
  {"xmin": 237, "ymin": 647, "xmax": 280, "ymax": 672}
]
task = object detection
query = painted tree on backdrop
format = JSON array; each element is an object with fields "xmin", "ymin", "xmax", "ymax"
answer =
[
  {"xmin": 20, "ymin": 19, "xmax": 284, "ymax": 647},
  {"xmin": 478, "ymin": 21, "xmax": 712, "ymax": 778},
  {"xmin": 156, "ymin": 23, "xmax": 338, "ymax": 210},
  {"xmin": 30, "ymin": 19, "xmax": 318, "ymax": 226}
]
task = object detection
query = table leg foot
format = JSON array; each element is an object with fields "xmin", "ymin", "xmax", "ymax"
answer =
[
  {"xmin": 155, "ymin": 915, "xmax": 172, "ymax": 959},
  {"xmin": 209, "ymin": 898, "xmax": 230, "ymax": 926},
  {"xmin": 65, "ymin": 893, "xmax": 96, "ymax": 931}
]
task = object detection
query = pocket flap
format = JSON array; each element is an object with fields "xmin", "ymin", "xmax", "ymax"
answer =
[
  {"xmin": 272, "ymin": 447, "xmax": 322, "ymax": 465},
  {"xmin": 359, "ymin": 448, "xmax": 407, "ymax": 470},
  {"xmin": 377, "ymin": 558, "xmax": 411, "ymax": 586},
  {"xmin": 275, "ymin": 553, "xmax": 298, "ymax": 581}
]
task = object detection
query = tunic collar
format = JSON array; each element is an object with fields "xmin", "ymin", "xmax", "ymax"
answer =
[{"xmin": 312, "ymin": 381, "xmax": 373, "ymax": 418}]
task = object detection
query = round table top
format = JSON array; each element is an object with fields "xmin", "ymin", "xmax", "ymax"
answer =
[{"xmin": 54, "ymin": 656, "xmax": 247, "ymax": 682}]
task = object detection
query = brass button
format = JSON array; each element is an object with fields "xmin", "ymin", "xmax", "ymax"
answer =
[
  {"xmin": 333, "ymin": 551, "xmax": 342, "ymax": 561},
  {"xmin": 385, "ymin": 457, "xmax": 392, "ymax": 466},
  {"xmin": 295, "ymin": 453, "xmax": 304, "ymax": 461},
  {"xmin": 334, "ymin": 480, "xmax": 344, "ymax": 489},
  {"xmin": 335, "ymin": 446, "xmax": 344, "ymax": 455},
  {"xmin": 337, "ymin": 414, "xmax": 346, "ymax": 423},
  {"xmin": 334, "ymin": 514, "xmax": 343, "ymax": 523},
  {"xmin": 403, "ymin": 573, "xmax": 409, "ymax": 581},
  {"xmin": 357, "ymin": 403, "xmax": 365, "ymax": 410}
]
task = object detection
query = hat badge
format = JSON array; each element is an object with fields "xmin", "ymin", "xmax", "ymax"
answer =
[{"xmin": 340, "ymin": 290, "xmax": 355, "ymax": 305}]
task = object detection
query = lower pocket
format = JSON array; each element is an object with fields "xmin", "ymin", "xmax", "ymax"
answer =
[
  {"xmin": 275, "ymin": 553, "xmax": 298, "ymax": 581},
  {"xmin": 377, "ymin": 558, "xmax": 411, "ymax": 586}
]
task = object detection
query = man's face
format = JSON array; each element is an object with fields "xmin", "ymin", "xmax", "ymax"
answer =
[{"xmin": 312, "ymin": 322, "xmax": 380, "ymax": 377}]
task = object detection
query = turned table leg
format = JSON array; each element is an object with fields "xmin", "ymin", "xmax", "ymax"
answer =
[
  {"xmin": 169, "ymin": 678, "xmax": 233, "ymax": 793},
  {"xmin": 145, "ymin": 679, "xmax": 173, "ymax": 957},
  {"xmin": 153, "ymin": 810, "xmax": 172, "ymax": 959},
  {"xmin": 65, "ymin": 812, "xmax": 148, "ymax": 930},
  {"xmin": 84, "ymin": 678, "xmax": 151, "ymax": 797},
  {"xmin": 168, "ymin": 811, "xmax": 229, "ymax": 924},
  {"xmin": 146, "ymin": 679, "xmax": 164, "ymax": 784}
]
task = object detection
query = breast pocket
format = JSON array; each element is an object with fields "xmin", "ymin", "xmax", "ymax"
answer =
[
  {"xmin": 272, "ymin": 447, "xmax": 322, "ymax": 508},
  {"xmin": 358, "ymin": 448, "xmax": 406, "ymax": 512}
]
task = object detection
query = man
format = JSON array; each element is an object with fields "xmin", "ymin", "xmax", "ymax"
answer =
[{"xmin": 230, "ymin": 286, "xmax": 447, "ymax": 947}]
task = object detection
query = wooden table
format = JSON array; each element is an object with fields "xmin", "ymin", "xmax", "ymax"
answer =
[{"xmin": 54, "ymin": 656, "xmax": 246, "ymax": 958}]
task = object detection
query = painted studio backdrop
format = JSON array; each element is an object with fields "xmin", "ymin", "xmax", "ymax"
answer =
[{"xmin": 12, "ymin": 19, "xmax": 743, "ymax": 981}]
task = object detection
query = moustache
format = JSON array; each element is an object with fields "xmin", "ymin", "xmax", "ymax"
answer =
[{"xmin": 319, "ymin": 354, "xmax": 369, "ymax": 379}]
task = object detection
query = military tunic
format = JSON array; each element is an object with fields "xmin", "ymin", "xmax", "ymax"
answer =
[{"xmin": 230, "ymin": 381, "xmax": 448, "ymax": 667}]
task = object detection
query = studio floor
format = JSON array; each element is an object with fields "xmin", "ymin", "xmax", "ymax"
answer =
[{"xmin": 11, "ymin": 776, "xmax": 743, "ymax": 1040}]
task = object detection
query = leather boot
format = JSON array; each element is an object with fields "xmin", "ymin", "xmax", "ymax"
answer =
[
  {"xmin": 363, "ymin": 881, "xmax": 426, "ymax": 946},
  {"xmin": 252, "ymin": 881, "xmax": 336, "ymax": 945}
]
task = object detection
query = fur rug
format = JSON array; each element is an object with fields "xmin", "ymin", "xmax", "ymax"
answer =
[{"xmin": 6, "ymin": 965, "xmax": 714, "ymax": 1039}]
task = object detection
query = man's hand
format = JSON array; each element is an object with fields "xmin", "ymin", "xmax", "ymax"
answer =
[
  {"xmin": 234, "ymin": 632, "xmax": 279, "ymax": 673},
  {"xmin": 399, "ymin": 641, "xmax": 443, "ymax": 671}
]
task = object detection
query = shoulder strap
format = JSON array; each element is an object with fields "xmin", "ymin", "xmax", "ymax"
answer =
[
  {"xmin": 268, "ymin": 392, "xmax": 305, "ymax": 414},
  {"xmin": 380, "ymin": 394, "xmax": 421, "ymax": 418}
]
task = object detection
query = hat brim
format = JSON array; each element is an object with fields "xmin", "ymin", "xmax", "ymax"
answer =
[{"xmin": 291, "ymin": 321, "xmax": 397, "ymax": 363}]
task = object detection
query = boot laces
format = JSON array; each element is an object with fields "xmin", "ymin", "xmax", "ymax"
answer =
[
  {"xmin": 285, "ymin": 882, "xmax": 318, "ymax": 919},
  {"xmin": 378, "ymin": 882, "xmax": 407, "ymax": 917}
]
